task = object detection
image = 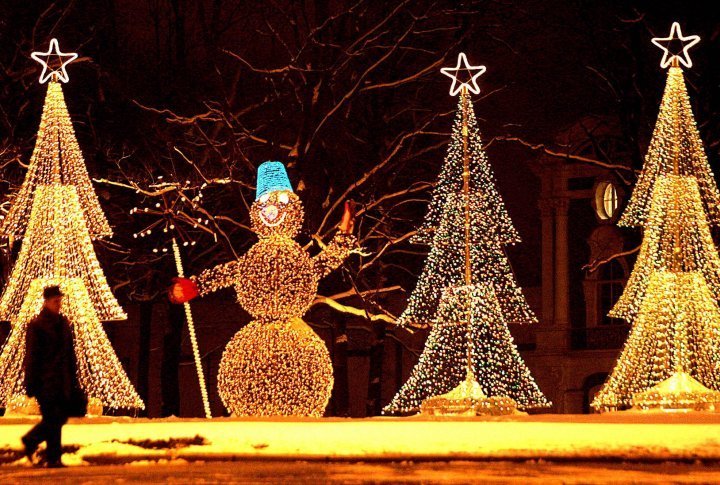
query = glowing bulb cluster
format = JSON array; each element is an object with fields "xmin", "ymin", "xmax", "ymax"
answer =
[
  {"xmin": 217, "ymin": 320, "xmax": 334, "ymax": 416},
  {"xmin": 385, "ymin": 284, "xmax": 550, "ymax": 414},
  {"xmin": 387, "ymin": 83, "xmax": 546, "ymax": 415},
  {"xmin": 610, "ymin": 176, "xmax": 720, "ymax": 321},
  {"xmin": 0, "ymin": 59, "xmax": 141, "ymax": 412},
  {"xmin": 399, "ymin": 91, "xmax": 533, "ymax": 329},
  {"xmin": 593, "ymin": 271, "xmax": 720, "ymax": 410},
  {"xmin": 619, "ymin": 68, "xmax": 720, "ymax": 228},
  {"xmin": 0, "ymin": 277, "xmax": 144, "ymax": 410},
  {"xmin": 0, "ymin": 185, "xmax": 125, "ymax": 321},
  {"xmin": 411, "ymin": 91, "xmax": 519, "ymax": 247}
]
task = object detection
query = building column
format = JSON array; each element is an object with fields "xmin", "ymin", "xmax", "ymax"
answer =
[
  {"xmin": 539, "ymin": 198, "xmax": 555, "ymax": 326},
  {"xmin": 554, "ymin": 198, "xmax": 570, "ymax": 335}
]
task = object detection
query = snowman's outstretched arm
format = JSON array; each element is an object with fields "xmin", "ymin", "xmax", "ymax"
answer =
[
  {"xmin": 193, "ymin": 255, "xmax": 247, "ymax": 297},
  {"xmin": 314, "ymin": 232, "xmax": 358, "ymax": 278},
  {"xmin": 313, "ymin": 201, "xmax": 358, "ymax": 278}
]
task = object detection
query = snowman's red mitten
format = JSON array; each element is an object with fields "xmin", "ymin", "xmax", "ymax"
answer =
[{"xmin": 169, "ymin": 277, "xmax": 199, "ymax": 304}]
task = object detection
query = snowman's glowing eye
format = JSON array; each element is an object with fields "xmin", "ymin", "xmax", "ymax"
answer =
[
  {"xmin": 278, "ymin": 192, "xmax": 290, "ymax": 204},
  {"xmin": 259, "ymin": 193, "xmax": 270, "ymax": 204}
]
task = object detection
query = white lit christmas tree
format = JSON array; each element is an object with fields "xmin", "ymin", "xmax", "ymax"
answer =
[
  {"xmin": 593, "ymin": 24, "xmax": 720, "ymax": 411},
  {"xmin": 0, "ymin": 39, "xmax": 143, "ymax": 411},
  {"xmin": 398, "ymin": 54, "xmax": 536, "ymax": 329},
  {"xmin": 385, "ymin": 54, "xmax": 549, "ymax": 414}
]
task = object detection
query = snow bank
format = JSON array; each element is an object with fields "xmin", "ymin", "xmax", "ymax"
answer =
[{"xmin": 1, "ymin": 413, "xmax": 720, "ymax": 465}]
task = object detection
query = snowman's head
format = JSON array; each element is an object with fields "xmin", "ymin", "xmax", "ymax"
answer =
[{"xmin": 250, "ymin": 189, "xmax": 304, "ymax": 238}]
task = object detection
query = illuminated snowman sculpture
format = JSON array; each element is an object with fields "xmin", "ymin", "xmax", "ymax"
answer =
[{"xmin": 171, "ymin": 161, "xmax": 356, "ymax": 416}]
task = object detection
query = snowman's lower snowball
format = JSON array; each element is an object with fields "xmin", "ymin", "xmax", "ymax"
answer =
[{"xmin": 218, "ymin": 320, "xmax": 334, "ymax": 416}]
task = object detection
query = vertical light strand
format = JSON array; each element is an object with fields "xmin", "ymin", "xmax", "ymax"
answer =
[
  {"xmin": 460, "ymin": 85, "xmax": 474, "ymax": 382},
  {"xmin": 172, "ymin": 238, "xmax": 211, "ymax": 418}
]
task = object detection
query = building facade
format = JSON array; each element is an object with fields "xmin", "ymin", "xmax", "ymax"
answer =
[{"xmin": 522, "ymin": 117, "xmax": 636, "ymax": 413}]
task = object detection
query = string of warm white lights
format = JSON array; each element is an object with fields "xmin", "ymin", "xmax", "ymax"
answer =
[
  {"xmin": 172, "ymin": 239, "xmax": 211, "ymax": 418},
  {"xmin": 593, "ymin": 271, "xmax": 720, "ymax": 410},
  {"xmin": 401, "ymin": 190, "xmax": 538, "ymax": 329},
  {"xmin": 610, "ymin": 176, "xmax": 720, "ymax": 322},
  {"xmin": 217, "ymin": 319, "xmax": 334, "ymax": 417},
  {"xmin": 411, "ymin": 90, "xmax": 519, "ymax": 248},
  {"xmin": 0, "ymin": 81, "xmax": 112, "ymax": 239},
  {"xmin": 0, "ymin": 277, "xmax": 143, "ymax": 410},
  {"xmin": 388, "ymin": 54, "xmax": 546, "ymax": 416},
  {"xmin": 129, "ymin": 182, "xmax": 212, "ymax": 417},
  {"xmin": 0, "ymin": 39, "xmax": 141, "ymax": 414},
  {"xmin": 385, "ymin": 284, "xmax": 550, "ymax": 414},
  {"xmin": 400, "ymin": 90, "xmax": 532, "ymax": 328}
]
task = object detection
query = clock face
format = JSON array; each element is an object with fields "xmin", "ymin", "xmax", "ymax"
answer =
[{"xmin": 596, "ymin": 182, "xmax": 619, "ymax": 220}]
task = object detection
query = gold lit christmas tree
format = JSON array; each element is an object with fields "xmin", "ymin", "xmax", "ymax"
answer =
[
  {"xmin": 0, "ymin": 41, "xmax": 111, "ymax": 239},
  {"xmin": 0, "ymin": 39, "xmax": 143, "ymax": 411},
  {"xmin": 384, "ymin": 54, "xmax": 548, "ymax": 415},
  {"xmin": 593, "ymin": 24, "xmax": 720, "ymax": 411}
]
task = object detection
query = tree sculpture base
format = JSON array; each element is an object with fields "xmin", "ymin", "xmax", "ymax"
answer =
[
  {"xmin": 217, "ymin": 319, "xmax": 334, "ymax": 417},
  {"xmin": 421, "ymin": 371, "xmax": 519, "ymax": 416},
  {"xmin": 632, "ymin": 372, "xmax": 720, "ymax": 412},
  {"xmin": 4, "ymin": 395, "xmax": 103, "ymax": 417}
]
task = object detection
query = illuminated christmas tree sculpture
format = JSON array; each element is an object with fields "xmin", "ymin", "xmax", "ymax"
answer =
[
  {"xmin": 397, "ymin": 54, "xmax": 536, "ymax": 329},
  {"xmin": 593, "ymin": 24, "xmax": 720, "ymax": 411},
  {"xmin": 385, "ymin": 54, "xmax": 549, "ymax": 414},
  {"xmin": 0, "ymin": 39, "xmax": 143, "ymax": 412},
  {"xmin": 0, "ymin": 41, "xmax": 111, "ymax": 239}
]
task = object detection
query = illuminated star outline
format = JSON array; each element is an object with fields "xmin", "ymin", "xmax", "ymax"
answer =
[
  {"xmin": 31, "ymin": 38, "xmax": 78, "ymax": 84},
  {"xmin": 440, "ymin": 52, "xmax": 486, "ymax": 96},
  {"xmin": 651, "ymin": 22, "xmax": 700, "ymax": 69}
]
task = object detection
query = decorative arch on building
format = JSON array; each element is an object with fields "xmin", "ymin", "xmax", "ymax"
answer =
[{"xmin": 582, "ymin": 372, "xmax": 609, "ymax": 413}]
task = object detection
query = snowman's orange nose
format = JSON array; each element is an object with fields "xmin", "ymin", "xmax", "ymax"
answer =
[{"xmin": 262, "ymin": 205, "xmax": 279, "ymax": 221}]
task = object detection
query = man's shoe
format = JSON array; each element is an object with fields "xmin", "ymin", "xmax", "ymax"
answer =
[{"xmin": 21, "ymin": 436, "xmax": 38, "ymax": 464}]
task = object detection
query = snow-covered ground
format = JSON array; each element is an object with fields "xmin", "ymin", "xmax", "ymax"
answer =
[{"xmin": 2, "ymin": 412, "xmax": 720, "ymax": 466}]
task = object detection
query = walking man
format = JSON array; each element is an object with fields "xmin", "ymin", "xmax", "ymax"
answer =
[{"xmin": 22, "ymin": 285, "xmax": 86, "ymax": 467}]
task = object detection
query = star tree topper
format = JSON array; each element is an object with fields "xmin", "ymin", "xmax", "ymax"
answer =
[
  {"xmin": 651, "ymin": 22, "xmax": 700, "ymax": 69},
  {"xmin": 31, "ymin": 38, "xmax": 78, "ymax": 84},
  {"xmin": 440, "ymin": 52, "xmax": 486, "ymax": 96}
]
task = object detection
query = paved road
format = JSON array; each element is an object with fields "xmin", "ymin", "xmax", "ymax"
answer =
[{"xmin": 3, "ymin": 460, "xmax": 720, "ymax": 484}]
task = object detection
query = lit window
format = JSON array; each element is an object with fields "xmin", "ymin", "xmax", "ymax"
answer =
[{"xmin": 596, "ymin": 182, "xmax": 619, "ymax": 220}]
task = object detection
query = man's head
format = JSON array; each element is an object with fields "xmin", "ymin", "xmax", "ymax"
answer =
[{"xmin": 42, "ymin": 285, "xmax": 64, "ymax": 314}]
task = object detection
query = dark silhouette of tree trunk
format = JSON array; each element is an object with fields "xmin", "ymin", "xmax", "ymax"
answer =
[
  {"xmin": 329, "ymin": 313, "xmax": 350, "ymax": 416},
  {"xmin": 365, "ymin": 319, "xmax": 386, "ymax": 416},
  {"xmin": 136, "ymin": 300, "xmax": 153, "ymax": 416},
  {"xmin": 161, "ymin": 301, "xmax": 184, "ymax": 417}
]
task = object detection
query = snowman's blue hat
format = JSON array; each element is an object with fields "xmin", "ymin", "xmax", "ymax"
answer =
[{"xmin": 256, "ymin": 161, "xmax": 293, "ymax": 200}]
